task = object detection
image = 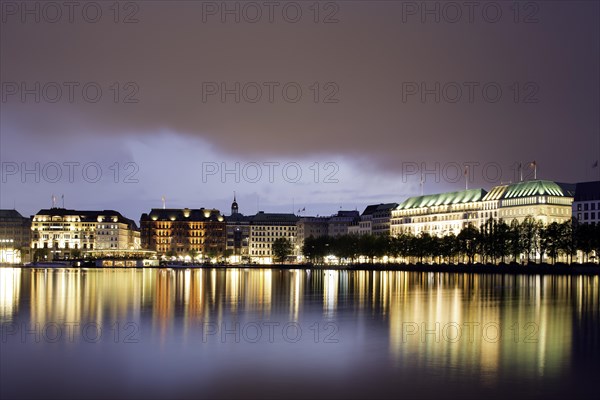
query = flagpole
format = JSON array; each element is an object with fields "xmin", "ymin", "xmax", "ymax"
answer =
[{"xmin": 519, "ymin": 163, "xmax": 523, "ymax": 182}]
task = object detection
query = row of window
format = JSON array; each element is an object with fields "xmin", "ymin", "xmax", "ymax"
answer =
[
  {"xmin": 576, "ymin": 202, "xmax": 600, "ymax": 211},
  {"xmin": 577, "ymin": 212, "xmax": 598, "ymax": 221}
]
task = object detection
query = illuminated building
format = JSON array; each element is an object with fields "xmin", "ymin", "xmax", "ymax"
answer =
[
  {"xmin": 573, "ymin": 181, "xmax": 600, "ymax": 225},
  {"xmin": 140, "ymin": 208, "xmax": 225, "ymax": 260},
  {"xmin": 225, "ymin": 194, "xmax": 251, "ymax": 263},
  {"xmin": 248, "ymin": 211, "xmax": 299, "ymax": 264},
  {"xmin": 0, "ymin": 210, "xmax": 31, "ymax": 264},
  {"xmin": 483, "ymin": 180, "xmax": 575, "ymax": 225},
  {"xmin": 391, "ymin": 180, "xmax": 575, "ymax": 237},
  {"xmin": 391, "ymin": 189, "xmax": 487, "ymax": 237},
  {"xmin": 31, "ymin": 208, "xmax": 140, "ymax": 260}
]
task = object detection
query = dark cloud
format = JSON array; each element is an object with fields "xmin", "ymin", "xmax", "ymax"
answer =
[{"xmin": 1, "ymin": 1, "xmax": 599, "ymax": 213}]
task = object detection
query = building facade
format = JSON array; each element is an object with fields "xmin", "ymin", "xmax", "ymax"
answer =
[
  {"xmin": 484, "ymin": 180, "xmax": 575, "ymax": 225},
  {"xmin": 0, "ymin": 210, "xmax": 31, "ymax": 264},
  {"xmin": 140, "ymin": 208, "xmax": 226, "ymax": 259},
  {"xmin": 327, "ymin": 210, "xmax": 360, "ymax": 237},
  {"xmin": 391, "ymin": 189, "xmax": 487, "ymax": 237},
  {"xmin": 31, "ymin": 208, "xmax": 140, "ymax": 260},
  {"xmin": 391, "ymin": 180, "xmax": 575, "ymax": 238},
  {"xmin": 296, "ymin": 216, "xmax": 330, "ymax": 251},
  {"xmin": 248, "ymin": 212, "xmax": 299, "ymax": 264},
  {"xmin": 225, "ymin": 195, "xmax": 251, "ymax": 263},
  {"xmin": 573, "ymin": 181, "xmax": 600, "ymax": 225},
  {"xmin": 370, "ymin": 203, "xmax": 399, "ymax": 235}
]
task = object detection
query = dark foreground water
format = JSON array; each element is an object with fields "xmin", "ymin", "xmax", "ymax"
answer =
[{"xmin": 1, "ymin": 268, "xmax": 598, "ymax": 400}]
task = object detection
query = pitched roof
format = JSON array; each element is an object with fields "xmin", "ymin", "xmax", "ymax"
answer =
[
  {"xmin": 0, "ymin": 209, "xmax": 26, "ymax": 219},
  {"xmin": 250, "ymin": 212, "xmax": 299, "ymax": 224},
  {"xmin": 225, "ymin": 213, "xmax": 252, "ymax": 223},
  {"xmin": 141, "ymin": 208, "xmax": 223, "ymax": 222},
  {"xmin": 483, "ymin": 180, "xmax": 575, "ymax": 201},
  {"xmin": 396, "ymin": 189, "xmax": 487, "ymax": 210},
  {"xmin": 35, "ymin": 208, "xmax": 138, "ymax": 229},
  {"xmin": 362, "ymin": 203, "xmax": 399, "ymax": 216},
  {"xmin": 574, "ymin": 181, "xmax": 600, "ymax": 201}
]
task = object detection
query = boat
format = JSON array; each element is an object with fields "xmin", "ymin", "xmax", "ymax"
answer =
[{"xmin": 24, "ymin": 261, "xmax": 71, "ymax": 268}]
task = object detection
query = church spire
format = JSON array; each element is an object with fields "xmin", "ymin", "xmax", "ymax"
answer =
[{"xmin": 231, "ymin": 192, "xmax": 239, "ymax": 215}]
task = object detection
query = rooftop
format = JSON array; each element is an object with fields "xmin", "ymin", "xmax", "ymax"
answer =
[
  {"xmin": 35, "ymin": 208, "xmax": 138, "ymax": 229},
  {"xmin": 574, "ymin": 181, "xmax": 600, "ymax": 201},
  {"xmin": 362, "ymin": 203, "xmax": 399, "ymax": 216},
  {"xmin": 141, "ymin": 208, "xmax": 223, "ymax": 222},
  {"xmin": 251, "ymin": 212, "xmax": 299, "ymax": 224},
  {"xmin": 0, "ymin": 209, "xmax": 27, "ymax": 220},
  {"xmin": 483, "ymin": 180, "xmax": 576, "ymax": 201},
  {"xmin": 396, "ymin": 189, "xmax": 488, "ymax": 210}
]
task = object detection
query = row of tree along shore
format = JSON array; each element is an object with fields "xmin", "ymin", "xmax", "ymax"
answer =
[{"xmin": 298, "ymin": 217, "xmax": 599, "ymax": 266}]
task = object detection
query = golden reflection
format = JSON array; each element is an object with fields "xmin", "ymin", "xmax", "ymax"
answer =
[
  {"xmin": 0, "ymin": 268, "xmax": 21, "ymax": 322},
  {"xmin": 384, "ymin": 273, "xmax": 588, "ymax": 382},
  {"xmin": 323, "ymin": 270, "xmax": 339, "ymax": 317},
  {"xmin": 5, "ymin": 266, "xmax": 597, "ymax": 383}
]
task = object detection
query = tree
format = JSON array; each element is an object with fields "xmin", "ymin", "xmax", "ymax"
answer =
[
  {"xmin": 71, "ymin": 248, "xmax": 82, "ymax": 259},
  {"xmin": 458, "ymin": 223, "xmax": 479, "ymax": 264},
  {"xmin": 508, "ymin": 219, "xmax": 524, "ymax": 263},
  {"xmin": 33, "ymin": 248, "xmax": 50, "ymax": 262},
  {"xmin": 494, "ymin": 219, "xmax": 511, "ymax": 263},
  {"xmin": 559, "ymin": 220, "xmax": 575, "ymax": 264},
  {"xmin": 541, "ymin": 222, "xmax": 561, "ymax": 264},
  {"xmin": 575, "ymin": 223, "xmax": 595, "ymax": 263},
  {"xmin": 520, "ymin": 217, "xmax": 541, "ymax": 263},
  {"xmin": 273, "ymin": 237, "xmax": 293, "ymax": 264},
  {"xmin": 440, "ymin": 233, "xmax": 459, "ymax": 264}
]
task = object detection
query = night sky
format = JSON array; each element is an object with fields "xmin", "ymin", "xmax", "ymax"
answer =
[{"xmin": 1, "ymin": 1, "xmax": 599, "ymax": 220}]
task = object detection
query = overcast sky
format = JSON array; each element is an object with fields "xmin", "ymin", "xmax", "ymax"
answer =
[{"xmin": 1, "ymin": 1, "xmax": 599, "ymax": 220}]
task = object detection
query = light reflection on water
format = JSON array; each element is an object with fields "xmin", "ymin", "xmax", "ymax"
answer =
[{"xmin": 0, "ymin": 267, "xmax": 598, "ymax": 399}]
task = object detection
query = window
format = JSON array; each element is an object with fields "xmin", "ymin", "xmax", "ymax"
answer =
[
  {"xmin": 584, "ymin": 204, "xmax": 589, "ymax": 211},
  {"xmin": 592, "ymin": 212, "xmax": 596, "ymax": 220},
  {"xmin": 584, "ymin": 213, "xmax": 589, "ymax": 220}
]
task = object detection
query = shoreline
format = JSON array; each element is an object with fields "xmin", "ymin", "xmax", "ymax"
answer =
[{"xmin": 6, "ymin": 262, "xmax": 600, "ymax": 276}]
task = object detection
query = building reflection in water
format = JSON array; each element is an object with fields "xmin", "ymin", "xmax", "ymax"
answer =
[
  {"xmin": 0, "ymin": 266, "xmax": 597, "ymax": 388},
  {"xmin": 0, "ymin": 268, "xmax": 21, "ymax": 322}
]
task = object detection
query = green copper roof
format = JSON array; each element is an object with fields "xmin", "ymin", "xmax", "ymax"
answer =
[
  {"xmin": 483, "ymin": 180, "xmax": 574, "ymax": 201},
  {"xmin": 397, "ymin": 189, "xmax": 487, "ymax": 210}
]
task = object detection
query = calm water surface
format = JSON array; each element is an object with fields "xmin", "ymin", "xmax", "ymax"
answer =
[{"xmin": 1, "ymin": 268, "xmax": 598, "ymax": 399}]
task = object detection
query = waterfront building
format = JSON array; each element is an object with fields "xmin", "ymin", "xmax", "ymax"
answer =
[
  {"xmin": 31, "ymin": 208, "xmax": 141, "ymax": 260},
  {"xmin": 483, "ymin": 180, "xmax": 575, "ymax": 225},
  {"xmin": 0, "ymin": 209, "xmax": 31, "ymax": 264},
  {"xmin": 370, "ymin": 203, "xmax": 399, "ymax": 235},
  {"xmin": 391, "ymin": 180, "xmax": 575, "ymax": 237},
  {"xmin": 327, "ymin": 210, "xmax": 360, "ymax": 237},
  {"xmin": 140, "ymin": 208, "xmax": 225, "ymax": 260},
  {"xmin": 573, "ymin": 181, "xmax": 600, "ymax": 226},
  {"xmin": 225, "ymin": 195, "xmax": 251, "ymax": 263},
  {"xmin": 248, "ymin": 211, "xmax": 299, "ymax": 264},
  {"xmin": 296, "ymin": 216, "xmax": 330, "ymax": 251},
  {"xmin": 391, "ymin": 189, "xmax": 487, "ymax": 237}
]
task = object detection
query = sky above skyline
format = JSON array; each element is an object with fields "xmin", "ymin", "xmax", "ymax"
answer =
[{"xmin": 1, "ymin": 1, "xmax": 599, "ymax": 220}]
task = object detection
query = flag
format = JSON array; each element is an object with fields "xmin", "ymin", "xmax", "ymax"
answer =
[
  {"xmin": 593, "ymin": 160, "xmax": 599, "ymax": 168},
  {"xmin": 302, "ymin": 207, "xmax": 305, "ymax": 212},
  {"xmin": 463, "ymin": 166, "xmax": 469, "ymax": 176}
]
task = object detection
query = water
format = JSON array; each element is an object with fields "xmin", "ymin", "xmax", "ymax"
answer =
[{"xmin": 1, "ymin": 267, "xmax": 598, "ymax": 399}]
